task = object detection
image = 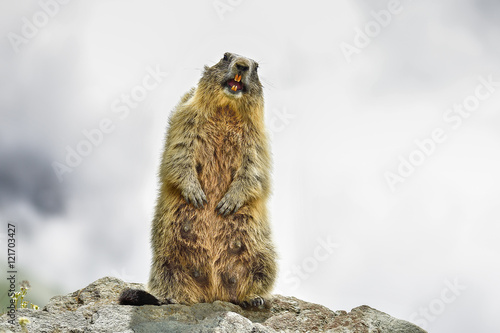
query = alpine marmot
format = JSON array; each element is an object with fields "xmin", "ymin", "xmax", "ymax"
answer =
[{"xmin": 119, "ymin": 52, "xmax": 276, "ymax": 308}]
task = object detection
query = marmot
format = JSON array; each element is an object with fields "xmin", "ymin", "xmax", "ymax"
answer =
[{"xmin": 119, "ymin": 52, "xmax": 277, "ymax": 308}]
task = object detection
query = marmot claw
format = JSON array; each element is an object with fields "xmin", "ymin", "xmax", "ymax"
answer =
[
  {"xmin": 241, "ymin": 295, "xmax": 265, "ymax": 308},
  {"xmin": 216, "ymin": 192, "xmax": 243, "ymax": 216},
  {"xmin": 182, "ymin": 183, "xmax": 207, "ymax": 208}
]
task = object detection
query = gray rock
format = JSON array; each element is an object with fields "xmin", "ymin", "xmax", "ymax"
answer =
[{"xmin": 0, "ymin": 277, "xmax": 426, "ymax": 333}]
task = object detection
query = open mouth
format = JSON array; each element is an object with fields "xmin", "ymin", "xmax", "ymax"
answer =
[{"xmin": 225, "ymin": 74, "xmax": 244, "ymax": 93}]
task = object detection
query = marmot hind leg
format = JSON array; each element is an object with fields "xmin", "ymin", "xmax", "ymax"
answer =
[
  {"xmin": 239, "ymin": 271, "xmax": 275, "ymax": 308},
  {"xmin": 229, "ymin": 248, "xmax": 277, "ymax": 308},
  {"xmin": 148, "ymin": 256, "xmax": 213, "ymax": 305}
]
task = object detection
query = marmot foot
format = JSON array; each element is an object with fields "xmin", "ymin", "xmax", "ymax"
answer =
[{"xmin": 241, "ymin": 295, "xmax": 265, "ymax": 309}]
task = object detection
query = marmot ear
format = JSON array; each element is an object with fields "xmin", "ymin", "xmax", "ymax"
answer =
[{"xmin": 203, "ymin": 65, "xmax": 210, "ymax": 71}]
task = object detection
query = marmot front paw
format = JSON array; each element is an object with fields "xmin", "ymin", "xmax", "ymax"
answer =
[
  {"xmin": 216, "ymin": 190, "xmax": 244, "ymax": 216},
  {"xmin": 181, "ymin": 182, "xmax": 207, "ymax": 208}
]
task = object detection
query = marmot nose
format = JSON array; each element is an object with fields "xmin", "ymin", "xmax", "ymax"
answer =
[{"xmin": 235, "ymin": 62, "xmax": 250, "ymax": 72}]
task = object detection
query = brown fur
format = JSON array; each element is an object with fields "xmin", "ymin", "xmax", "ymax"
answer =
[{"xmin": 148, "ymin": 52, "xmax": 276, "ymax": 306}]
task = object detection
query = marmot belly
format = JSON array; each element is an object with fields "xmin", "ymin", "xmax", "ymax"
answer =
[{"xmin": 156, "ymin": 107, "xmax": 268, "ymax": 304}]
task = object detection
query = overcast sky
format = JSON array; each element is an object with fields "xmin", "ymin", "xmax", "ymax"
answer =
[{"xmin": 1, "ymin": 1, "xmax": 500, "ymax": 332}]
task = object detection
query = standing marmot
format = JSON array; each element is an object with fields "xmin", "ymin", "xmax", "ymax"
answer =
[{"xmin": 119, "ymin": 52, "xmax": 277, "ymax": 308}]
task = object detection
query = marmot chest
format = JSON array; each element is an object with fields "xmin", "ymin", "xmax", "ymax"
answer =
[{"xmin": 195, "ymin": 107, "xmax": 244, "ymax": 195}]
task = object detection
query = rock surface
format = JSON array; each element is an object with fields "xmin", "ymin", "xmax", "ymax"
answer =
[{"xmin": 0, "ymin": 277, "xmax": 427, "ymax": 333}]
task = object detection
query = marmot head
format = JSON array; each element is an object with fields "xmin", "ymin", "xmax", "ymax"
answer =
[{"xmin": 197, "ymin": 52, "xmax": 263, "ymax": 109}]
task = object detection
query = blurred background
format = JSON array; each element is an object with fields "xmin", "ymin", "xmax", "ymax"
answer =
[{"xmin": 1, "ymin": 0, "xmax": 499, "ymax": 332}]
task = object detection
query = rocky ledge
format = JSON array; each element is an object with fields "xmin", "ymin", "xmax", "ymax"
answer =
[{"xmin": 0, "ymin": 277, "xmax": 426, "ymax": 333}]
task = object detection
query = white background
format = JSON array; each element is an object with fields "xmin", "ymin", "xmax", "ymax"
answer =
[{"xmin": 1, "ymin": 0, "xmax": 499, "ymax": 332}]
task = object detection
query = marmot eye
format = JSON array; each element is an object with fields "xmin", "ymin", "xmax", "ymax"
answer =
[{"xmin": 223, "ymin": 53, "xmax": 229, "ymax": 61}]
